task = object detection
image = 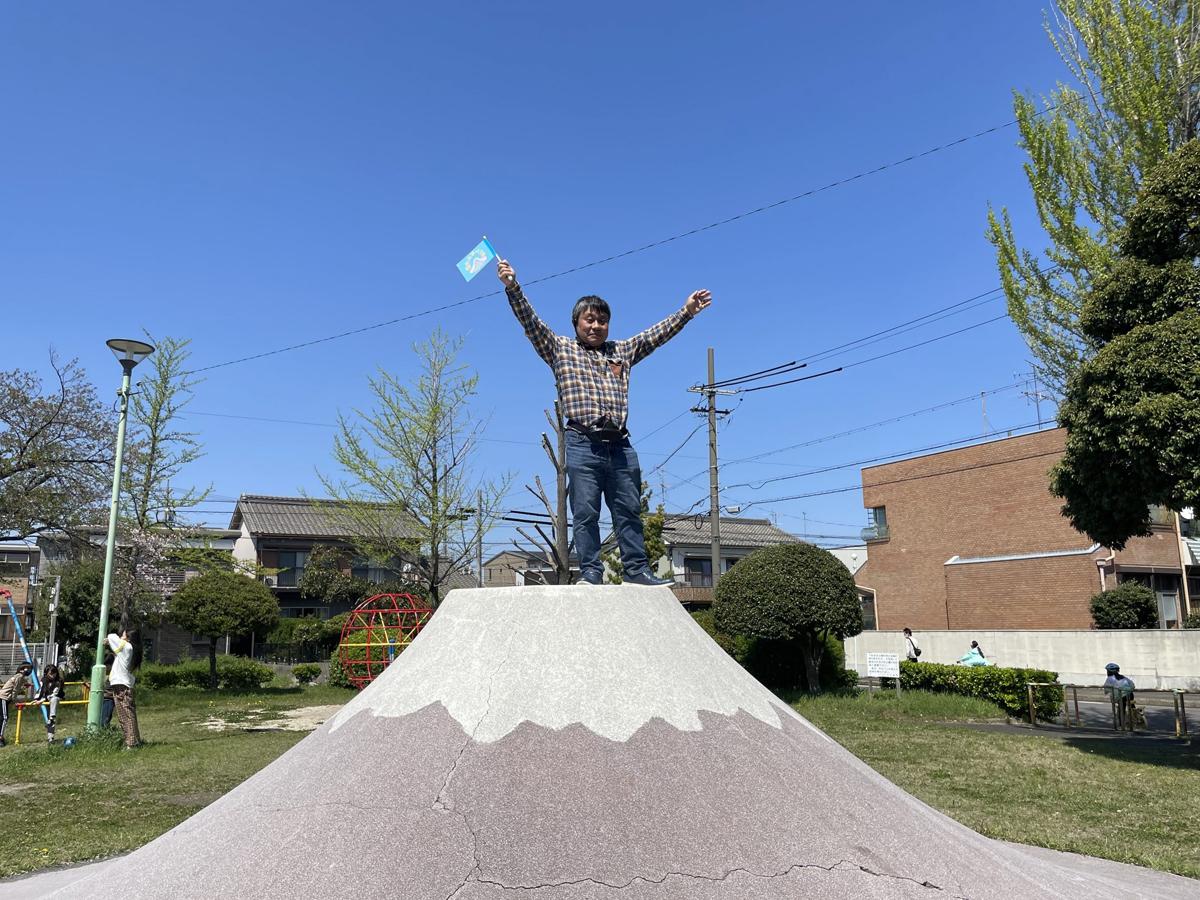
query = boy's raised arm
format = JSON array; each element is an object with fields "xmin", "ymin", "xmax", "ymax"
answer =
[
  {"xmin": 624, "ymin": 289, "xmax": 713, "ymax": 366},
  {"xmin": 498, "ymin": 258, "xmax": 557, "ymax": 367}
]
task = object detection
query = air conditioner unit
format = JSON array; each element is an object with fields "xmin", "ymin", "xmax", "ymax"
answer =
[{"xmin": 263, "ymin": 576, "xmax": 277, "ymax": 588}]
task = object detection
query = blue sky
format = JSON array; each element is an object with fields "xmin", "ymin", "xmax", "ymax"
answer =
[{"xmin": 2, "ymin": 2, "xmax": 1069, "ymax": 552}]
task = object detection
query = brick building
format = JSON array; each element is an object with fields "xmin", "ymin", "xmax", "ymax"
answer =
[{"xmin": 854, "ymin": 428, "xmax": 1192, "ymax": 631}]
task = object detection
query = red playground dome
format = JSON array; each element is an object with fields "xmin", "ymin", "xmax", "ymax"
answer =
[{"xmin": 337, "ymin": 593, "xmax": 434, "ymax": 688}]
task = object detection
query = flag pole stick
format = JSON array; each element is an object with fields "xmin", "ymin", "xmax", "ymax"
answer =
[{"xmin": 485, "ymin": 235, "xmax": 514, "ymax": 285}]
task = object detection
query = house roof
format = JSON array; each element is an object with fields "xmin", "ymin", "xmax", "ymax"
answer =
[
  {"xmin": 482, "ymin": 548, "xmax": 580, "ymax": 569},
  {"xmin": 660, "ymin": 515, "xmax": 798, "ymax": 549},
  {"xmin": 229, "ymin": 494, "xmax": 417, "ymax": 541}
]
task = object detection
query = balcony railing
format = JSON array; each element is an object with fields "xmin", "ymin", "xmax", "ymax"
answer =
[{"xmin": 861, "ymin": 523, "xmax": 890, "ymax": 542}]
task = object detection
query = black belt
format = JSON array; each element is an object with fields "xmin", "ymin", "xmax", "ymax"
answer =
[{"xmin": 566, "ymin": 419, "xmax": 629, "ymax": 442}]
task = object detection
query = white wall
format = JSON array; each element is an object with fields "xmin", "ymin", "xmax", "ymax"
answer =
[
  {"xmin": 844, "ymin": 629, "xmax": 1200, "ymax": 690},
  {"xmin": 232, "ymin": 523, "xmax": 257, "ymax": 571}
]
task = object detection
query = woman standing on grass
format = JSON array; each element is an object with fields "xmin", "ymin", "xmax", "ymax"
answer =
[
  {"xmin": 33, "ymin": 663, "xmax": 66, "ymax": 743},
  {"xmin": 107, "ymin": 629, "xmax": 142, "ymax": 749}
]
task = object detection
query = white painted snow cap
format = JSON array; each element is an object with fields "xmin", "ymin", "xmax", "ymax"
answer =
[{"xmin": 328, "ymin": 585, "xmax": 818, "ymax": 744}]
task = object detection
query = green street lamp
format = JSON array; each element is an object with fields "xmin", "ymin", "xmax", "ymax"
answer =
[{"xmin": 86, "ymin": 338, "xmax": 154, "ymax": 729}]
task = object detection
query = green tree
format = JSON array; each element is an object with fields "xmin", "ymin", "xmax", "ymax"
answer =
[
  {"xmin": 0, "ymin": 353, "xmax": 112, "ymax": 538},
  {"xmin": 713, "ymin": 543, "xmax": 862, "ymax": 693},
  {"xmin": 297, "ymin": 545, "xmax": 371, "ymax": 609},
  {"xmin": 170, "ymin": 572, "xmax": 280, "ymax": 689},
  {"xmin": 1051, "ymin": 139, "xmax": 1200, "ymax": 546},
  {"xmin": 987, "ymin": 0, "xmax": 1200, "ymax": 395},
  {"xmin": 318, "ymin": 330, "xmax": 510, "ymax": 605},
  {"xmin": 116, "ymin": 335, "xmax": 213, "ymax": 625},
  {"xmin": 1090, "ymin": 582, "xmax": 1159, "ymax": 628}
]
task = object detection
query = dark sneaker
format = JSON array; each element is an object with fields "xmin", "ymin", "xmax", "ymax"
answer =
[
  {"xmin": 626, "ymin": 571, "xmax": 674, "ymax": 587},
  {"xmin": 580, "ymin": 571, "xmax": 603, "ymax": 585}
]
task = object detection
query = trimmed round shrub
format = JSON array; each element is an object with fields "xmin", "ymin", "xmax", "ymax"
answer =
[
  {"xmin": 1090, "ymin": 582, "xmax": 1158, "ymax": 629},
  {"xmin": 292, "ymin": 663, "xmax": 321, "ymax": 685},
  {"xmin": 713, "ymin": 543, "xmax": 862, "ymax": 640},
  {"xmin": 713, "ymin": 543, "xmax": 862, "ymax": 693}
]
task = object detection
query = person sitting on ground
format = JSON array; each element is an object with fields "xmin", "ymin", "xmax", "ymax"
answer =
[
  {"xmin": 956, "ymin": 642, "xmax": 990, "ymax": 667},
  {"xmin": 497, "ymin": 256, "xmax": 712, "ymax": 587},
  {"xmin": 902, "ymin": 627, "xmax": 921, "ymax": 662},
  {"xmin": 0, "ymin": 663, "xmax": 33, "ymax": 748},
  {"xmin": 33, "ymin": 663, "xmax": 66, "ymax": 743}
]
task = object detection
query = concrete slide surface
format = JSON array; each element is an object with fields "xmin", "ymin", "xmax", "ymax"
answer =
[{"xmin": 32, "ymin": 586, "xmax": 1200, "ymax": 899}]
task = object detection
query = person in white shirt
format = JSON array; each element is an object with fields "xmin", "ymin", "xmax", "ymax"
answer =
[
  {"xmin": 902, "ymin": 627, "xmax": 921, "ymax": 663},
  {"xmin": 107, "ymin": 630, "xmax": 142, "ymax": 748}
]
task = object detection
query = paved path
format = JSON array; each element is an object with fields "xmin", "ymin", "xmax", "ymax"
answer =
[{"xmin": 1057, "ymin": 699, "xmax": 1182, "ymax": 733}]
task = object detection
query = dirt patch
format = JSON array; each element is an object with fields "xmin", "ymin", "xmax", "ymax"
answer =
[
  {"xmin": 242, "ymin": 705, "xmax": 341, "ymax": 733},
  {"xmin": 0, "ymin": 783, "xmax": 36, "ymax": 797}
]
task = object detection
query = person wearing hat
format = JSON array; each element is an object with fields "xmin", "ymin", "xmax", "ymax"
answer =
[{"xmin": 1103, "ymin": 662, "xmax": 1135, "ymax": 699}]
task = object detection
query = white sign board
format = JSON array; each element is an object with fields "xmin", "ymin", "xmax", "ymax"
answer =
[{"xmin": 866, "ymin": 652, "xmax": 900, "ymax": 679}]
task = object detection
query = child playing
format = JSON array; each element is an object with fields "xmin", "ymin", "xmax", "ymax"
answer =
[
  {"xmin": 33, "ymin": 664, "xmax": 66, "ymax": 743},
  {"xmin": 0, "ymin": 663, "xmax": 33, "ymax": 748}
]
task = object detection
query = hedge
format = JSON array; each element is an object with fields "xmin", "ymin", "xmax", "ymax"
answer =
[
  {"xmin": 899, "ymin": 660, "xmax": 1063, "ymax": 719},
  {"xmin": 292, "ymin": 663, "xmax": 321, "ymax": 685},
  {"xmin": 139, "ymin": 655, "xmax": 276, "ymax": 691}
]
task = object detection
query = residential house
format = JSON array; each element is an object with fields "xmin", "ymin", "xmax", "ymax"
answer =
[
  {"xmin": 481, "ymin": 549, "xmax": 581, "ymax": 586},
  {"xmin": 0, "ymin": 539, "xmax": 40, "ymax": 643},
  {"xmin": 648, "ymin": 514, "xmax": 800, "ymax": 607},
  {"xmin": 854, "ymin": 427, "xmax": 1192, "ymax": 632},
  {"xmin": 36, "ymin": 525, "xmax": 241, "ymax": 663},
  {"xmin": 229, "ymin": 494, "xmax": 476, "ymax": 620}
]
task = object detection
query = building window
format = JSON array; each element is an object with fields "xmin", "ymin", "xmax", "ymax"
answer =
[
  {"xmin": 683, "ymin": 558, "xmax": 712, "ymax": 587},
  {"xmin": 1148, "ymin": 505, "xmax": 1175, "ymax": 527},
  {"xmin": 860, "ymin": 592, "xmax": 877, "ymax": 630},
  {"xmin": 862, "ymin": 507, "xmax": 889, "ymax": 542},
  {"xmin": 723, "ymin": 557, "xmax": 740, "ymax": 572},
  {"xmin": 351, "ymin": 557, "xmax": 401, "ymax": 584},
  {"xmin": 276, "ymin": 550, "xmax": 309, "ymax": 588}
]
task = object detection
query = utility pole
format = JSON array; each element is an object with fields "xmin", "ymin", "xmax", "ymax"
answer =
[
  {"xmin": 688, "ymin": 349, "xmax": 735, "ymax": 590},
  {"xmin": 477, "ymin": 489, "xmax": 484, "ymax": 587}
]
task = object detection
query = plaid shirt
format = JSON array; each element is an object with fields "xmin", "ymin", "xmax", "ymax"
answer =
[{"xmin": 506, "ymin": 282, "xmax": 693, "ymax": 432}]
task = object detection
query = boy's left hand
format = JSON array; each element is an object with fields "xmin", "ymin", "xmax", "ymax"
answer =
[{"xmin": 685, "ymin": 289, "xmax": 712, "ymax": 316}]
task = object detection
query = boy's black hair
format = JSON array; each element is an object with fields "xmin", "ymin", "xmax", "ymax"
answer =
[{"xmin": 571, "ymin": 295, "xmax": 611, "ymax": 327}]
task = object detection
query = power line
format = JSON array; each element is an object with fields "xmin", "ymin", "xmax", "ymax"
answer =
[
  {"xmin": 721, "ymin": 380, "xmax": 1026, "ymax": 468},
  {"xmin": 186, "ymin": 113, "xmax": 1030, "ymax": 376}
]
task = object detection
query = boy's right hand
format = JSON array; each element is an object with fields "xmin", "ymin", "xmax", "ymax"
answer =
[{"xmin": 497, "ymin": 259, "xmax": 516, "ymax": 286}]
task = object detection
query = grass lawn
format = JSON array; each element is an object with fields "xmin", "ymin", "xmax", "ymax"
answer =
[
  {"xmin": 0, "ymin": 682, "xmax": 356, "ymax": 877},
  {"xmin": 793, "ymin": 690, "xmax": 1200, "ymax": 880},
  {"xmin": 1, "ymin": 685, "xmax": 1196, "ymax": 883}
]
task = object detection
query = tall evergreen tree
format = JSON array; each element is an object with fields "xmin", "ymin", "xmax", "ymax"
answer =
[
  {"xmin": 1052, "ymin": 139, "xmax": 1200, "ymax": 547},
  {"xmin": 987, "ymin": 0, "xmax": 1200, "ymax": 395}
]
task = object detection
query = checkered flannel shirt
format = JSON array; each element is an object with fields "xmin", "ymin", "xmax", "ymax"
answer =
[{"xmin": 506, "ymin": 282, "xmax": 693, "ymax": 432}]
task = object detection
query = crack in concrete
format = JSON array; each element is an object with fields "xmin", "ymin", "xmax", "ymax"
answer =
[
  {"xmin": 436, "ymin": 623, "xmax": 522, "ymax": 900},
  {"xmin": 465, "ymin": 857, "xmax": 947, "ymax": 893}
]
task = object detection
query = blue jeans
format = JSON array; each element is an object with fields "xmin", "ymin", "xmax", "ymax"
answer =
[{"xmin": 565, "ymin": 431, "xmax": 650, "ymax": 582}]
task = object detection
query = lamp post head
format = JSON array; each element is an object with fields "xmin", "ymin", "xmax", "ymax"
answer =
[{"xmin": 106, "ymin": 338, "xmax": 155, "ymax": 374}]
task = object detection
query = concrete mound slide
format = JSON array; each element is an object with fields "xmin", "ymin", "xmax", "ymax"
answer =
[{"xmin": 52, "ymin": 586, "xmax": 1200, "ymax": 898}]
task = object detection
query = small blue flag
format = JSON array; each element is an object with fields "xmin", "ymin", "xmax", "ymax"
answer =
[{"xmin": 456, "ymin": 237, "xmax": 498, "ymax": 282}]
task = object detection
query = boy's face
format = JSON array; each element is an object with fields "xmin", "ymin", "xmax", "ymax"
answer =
[{"xmin": 575, "ymin": 308, "xmax": 610, "ymax": 349}]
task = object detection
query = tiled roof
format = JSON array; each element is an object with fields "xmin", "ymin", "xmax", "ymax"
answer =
[
  {"xmin": 660, "ymin": 515, "xmax": 798, "ymax": 549},
  {"xmin": 229, "ymin": 494, "xmax": 418, "ymax": 540}
]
